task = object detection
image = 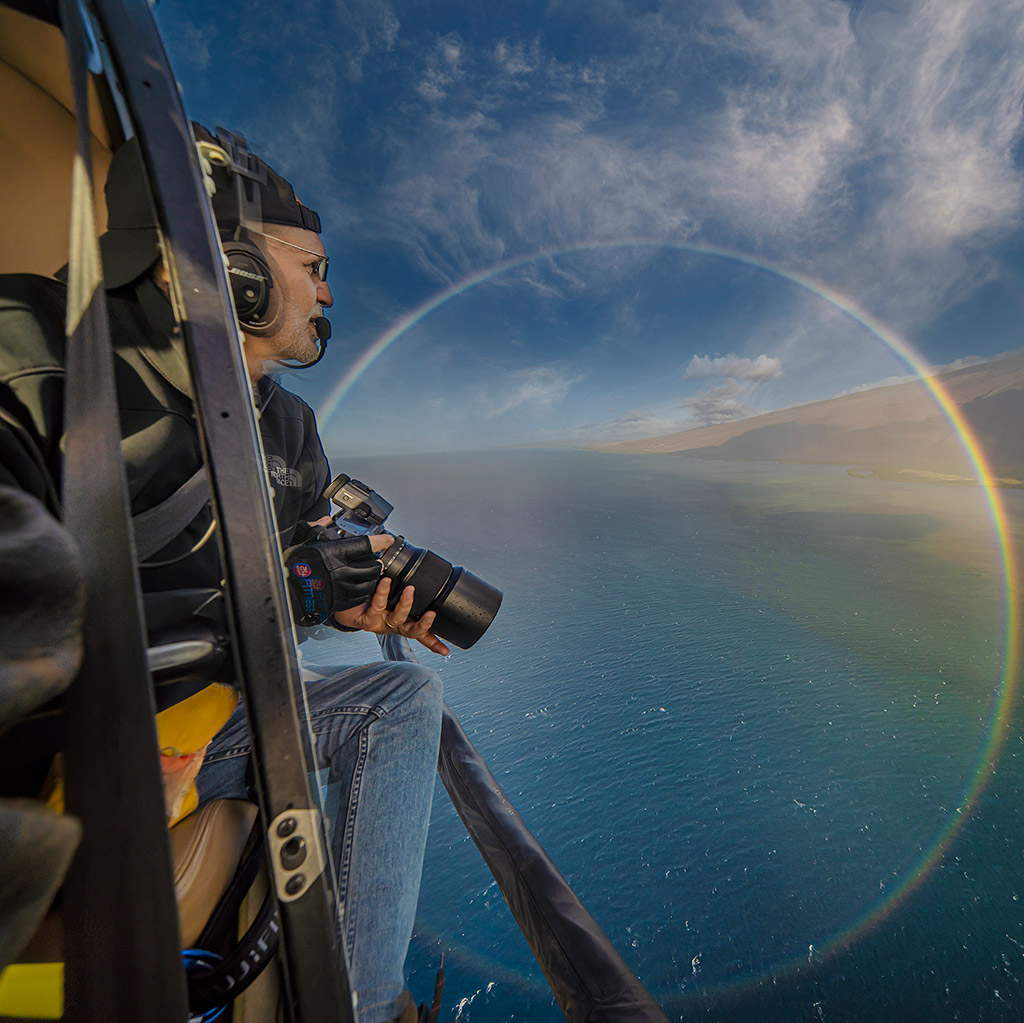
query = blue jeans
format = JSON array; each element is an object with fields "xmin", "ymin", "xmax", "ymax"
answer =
[{"xmin": 196, "ymin": 656, "xmax": 442, "ymax": 1023}]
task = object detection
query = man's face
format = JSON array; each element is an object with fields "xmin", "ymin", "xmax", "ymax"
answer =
[{"xmin": 248, "ymin": 224, "xmax": 333, "ymax": 367}]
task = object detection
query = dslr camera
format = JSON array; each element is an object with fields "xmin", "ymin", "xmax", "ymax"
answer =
[{"xmin": 319, "ymin": 474, "xmax": 502, "ymax": 650}]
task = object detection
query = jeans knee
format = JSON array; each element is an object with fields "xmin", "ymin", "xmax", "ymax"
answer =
[
  {"xmin": 302, "ymin": 660, "xmax": 442, "ymax": 725},
  {"xmin": 392, "ymin": 662, "xmax": 442, "ymax": 720}
]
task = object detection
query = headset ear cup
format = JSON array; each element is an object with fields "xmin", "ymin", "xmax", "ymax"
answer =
[{"xmin": 223, "ymin": 240, "xmax": 276, "ymax": 332}]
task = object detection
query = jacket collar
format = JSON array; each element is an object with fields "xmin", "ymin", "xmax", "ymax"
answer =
[{"xmin": 256, "ymin": 373, "xmax": 281, "ymax": 413}]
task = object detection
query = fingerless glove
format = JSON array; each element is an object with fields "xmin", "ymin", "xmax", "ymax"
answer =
[{"xmin": 282, "ymin": 536, "xmax": 382, "ymax": 626}]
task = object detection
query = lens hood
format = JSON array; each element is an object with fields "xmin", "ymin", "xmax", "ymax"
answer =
[{"xmin": 379, "ymin": 537, "xmax": 502, "ymax": 649}]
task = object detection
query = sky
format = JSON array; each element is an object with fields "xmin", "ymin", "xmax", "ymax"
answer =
[{"xmin": 153, "ymin": 0, "xmax": 1024, "ymax": 456}]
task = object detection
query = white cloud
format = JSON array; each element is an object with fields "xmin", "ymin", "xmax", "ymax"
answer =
[
  {"xmin": 333, "ymin": 0, "xmax": 400, "ymax": 82},
  {"xmin": 679, "ymin": 351, "xmax": 783, "ymax": 426},
  {"xmin": 679, "ymin": 380, "xmax": 755, "ymax": 427},
  {"xmin": 685, "ymin": 353, "xmax": 783, "ymax": 382},
  {"xmin": 416, "ymin": 33, "xmax": 466, "ymax": 102},
  {"xmin": 483, "ymin": 366, "xmax": 583, "ymax": 417}
]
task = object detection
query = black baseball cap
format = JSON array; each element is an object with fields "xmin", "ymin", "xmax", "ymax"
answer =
[
  {"xmin": 92, "ymin": 125, "xmax": 322, "ymax": 288},
  {"xmin": 192, "ymin": 123, "xmax": 322, "ymax": 235}
]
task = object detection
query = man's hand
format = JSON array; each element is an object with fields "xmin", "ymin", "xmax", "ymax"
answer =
[
  {"xmin": 333, "ymin": 576, "xmax": 450, "ymax": 657},
  {"xmin": 303, "ymin": 521, "xmax": 449, "ymax": 655},
  {"xmin": 283, "ymin": 530, "xmax": 381, "ymax": 625}
]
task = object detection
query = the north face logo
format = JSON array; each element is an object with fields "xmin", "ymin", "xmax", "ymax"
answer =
[{"xmin": 266, "ymin": 454, "xmax": 301, "ymax": 488}]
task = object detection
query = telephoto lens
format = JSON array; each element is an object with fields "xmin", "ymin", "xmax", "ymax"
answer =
[{"xmin": 378, "ymin": 537, "xmax": 502, "ymax": 649}]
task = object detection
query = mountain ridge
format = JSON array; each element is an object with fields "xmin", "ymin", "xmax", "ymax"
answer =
[{"xmin": 597, "ymin": 350, "xmax": 1024, "ymax": 482}]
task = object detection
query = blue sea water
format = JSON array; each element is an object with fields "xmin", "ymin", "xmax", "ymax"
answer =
[{"xmin": 315, "ymin": 449, "xmax": 1023, "ymax": 1023}]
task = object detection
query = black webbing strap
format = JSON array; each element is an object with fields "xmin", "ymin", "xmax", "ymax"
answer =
[
  {"xmin": 182, "ymin": 819, "xmax": 282, "ymax": 1015},
  {"xmin": 189, "ymin": 889, "xmax": 280, "ymax": 1013},
  {"xmin": 90, "ymin": 3, "xmax": 355, "ymax": 1020},
  {"xmin": 195, "ymin": 820, "xmax": 266, "ymax": 954},
  {"xmin": 56, "ymin": 1, "xmax": 189, "ymax": 1021},
  {"xmin": 132, "ymin": 465, "xmax": 210, "ymax": 560}
]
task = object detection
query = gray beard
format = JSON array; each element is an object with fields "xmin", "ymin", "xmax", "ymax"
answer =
[{"xmin": 274, "ymin": 324, "xmax": 319, "ymax": 366}]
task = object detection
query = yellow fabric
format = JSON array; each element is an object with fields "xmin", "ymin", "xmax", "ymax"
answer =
[
  {"xmin": 0, "ymin": 962, "xmax": 63, "ymax": 1018},
  {"xmin": 162, "ymin": 750, "xmax": 205, "ymax": 827},
  {"xmin": 42, "ymin": 684, "xmax": 238, "ymax": 823},
  {"xmin": 41, "ymin": 756, "xmax": 63, "ymax": 816},
  {"xmin": 158, "ymin": 684, "xmax": 237, "ymax": 826},
  {"xmin": 157, "ymin": 683, "xmax": 238, "ymax": 757}
]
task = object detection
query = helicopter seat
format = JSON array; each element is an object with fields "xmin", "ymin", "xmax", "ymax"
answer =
[{"xmin": 0, "ymin": 797, "xmax": 281, "ymax": 1023}]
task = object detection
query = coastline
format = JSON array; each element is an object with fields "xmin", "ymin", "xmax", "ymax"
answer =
[{"xmin": 847, "ymin": 466, "xmax": 1024, "ymax": 489}]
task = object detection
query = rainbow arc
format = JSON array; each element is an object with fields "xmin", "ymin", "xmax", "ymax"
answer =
[{"xmin": 317, "ymin": 240, "xmax": 1020, "ymax": 990}]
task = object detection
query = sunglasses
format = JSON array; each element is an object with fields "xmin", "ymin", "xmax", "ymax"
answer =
[{"xmin": 253, "ymin": 230, "xmax": 330, "ymax": 282}]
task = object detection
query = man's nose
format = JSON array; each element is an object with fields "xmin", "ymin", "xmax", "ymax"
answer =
[{"xmin": 317, "ymin": 279, "xmax": 333, "ymax": 309}]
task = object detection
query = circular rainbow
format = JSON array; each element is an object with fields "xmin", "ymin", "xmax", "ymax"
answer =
[{"xmin": 318, "ymin": 240, "xmax": 1020, "ymax": 992}]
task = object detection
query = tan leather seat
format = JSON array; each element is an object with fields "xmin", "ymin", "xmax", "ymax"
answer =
[
  {"xmin": 0, "ymin": 799, "xmax": 280, "ymax": 1023},
  {"xmin": 172, "ymin": 799, "xmax": 283, "ymax": 1023}
]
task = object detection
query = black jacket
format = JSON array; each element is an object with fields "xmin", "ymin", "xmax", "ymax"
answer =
[{"xmin": 0, "ymin": 272, "xmax": 331, "ymax": 595}]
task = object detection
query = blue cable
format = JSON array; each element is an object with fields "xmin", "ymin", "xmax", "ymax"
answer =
[{"xmin": 181, "ymin": 949, "xmax": 227, "ymax": 1023}]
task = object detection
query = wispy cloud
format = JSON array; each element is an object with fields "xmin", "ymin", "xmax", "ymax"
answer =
[
  {"xmin": 482, "ymin": 366, "xmax": 583, "ymax": 417},
  {"xmin": 156, "ymin": 17, "xmax": 215, "ymax": 74},
  {"xmin": 336, "ymin": 0, "xmax": 1023, "ymax": 339},
  {"xmin": 494, "ymin": 38, "xmax": 541, "ymax": 77},
  {"xmin": 416, "ymin": 33, "xmax": 465, "ymax": 101},
  {"xmin": 334, "ymin": 0, "xmax": 401, "ymax": 82},
  {"xmin": 686, "ymin": 353, "xmax": 783, "ymax": 382},
  {"xmin": 533, "ymin": 409, "xmax": 688, "ymax": 444},
  {"xmin": 711, "ymin": 0, "xmax": 1024, "ymax": 326},
  {"xmin": 679, "ymin": 379, "xmax": 755, "ymax": 427}
]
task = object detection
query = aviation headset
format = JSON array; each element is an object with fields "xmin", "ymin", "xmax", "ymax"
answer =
[{"xmin": 195, "ymin": 126, "xmax": 331, "ymax": 368}]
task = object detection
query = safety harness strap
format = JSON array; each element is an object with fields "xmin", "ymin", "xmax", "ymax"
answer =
[
  {"xmin": 57, "ymin": 1, "xmax": 189, "ymax": 1019},
  {"xmin": 188, "ymin": 891, "xmax": 280, "ymax": 1014},
  {"xmin": 195, "ymin": 819, "xmax": 266, "ymax": 953},
  {"xmin": 132, "ymin": 465, "xmax": 211, "ymax": 560}
]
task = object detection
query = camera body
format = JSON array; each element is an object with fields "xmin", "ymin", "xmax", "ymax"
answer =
[
  {"xmin": 319, "ymin": 474, "xmax": 502, "ymax": 650},
  {"xmin": 322, "ymin": 475, "xmax": 393, "ymax": 537}
]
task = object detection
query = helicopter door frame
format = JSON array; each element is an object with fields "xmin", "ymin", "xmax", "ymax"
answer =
[{"xmin": 52, "ymin": 0, "xmax": 356, "ymax": 1019}]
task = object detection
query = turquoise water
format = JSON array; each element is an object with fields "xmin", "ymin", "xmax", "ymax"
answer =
[{"xmin": 317, "ymin": 450, "xmax": 1021, "ymax": 1022}]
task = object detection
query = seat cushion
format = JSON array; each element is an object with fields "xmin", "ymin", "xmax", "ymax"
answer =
[{"xmin": 171, "ymin": 798, "xmax": 257, "ymax": 948}]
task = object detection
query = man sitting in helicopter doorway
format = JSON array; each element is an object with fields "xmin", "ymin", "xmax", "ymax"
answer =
[
  {"xmin": 188, "ymin": 125, "xmax": 444, "ymax": 1023},
  {"xmin": 0, "ymin": 124, "xmax": 443, "ymax": 1023}
]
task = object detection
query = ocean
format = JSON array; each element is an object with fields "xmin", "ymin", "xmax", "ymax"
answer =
[{"xmin": 313, "ymin": 449, "xmax": 1022, "ymax": 1023}]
